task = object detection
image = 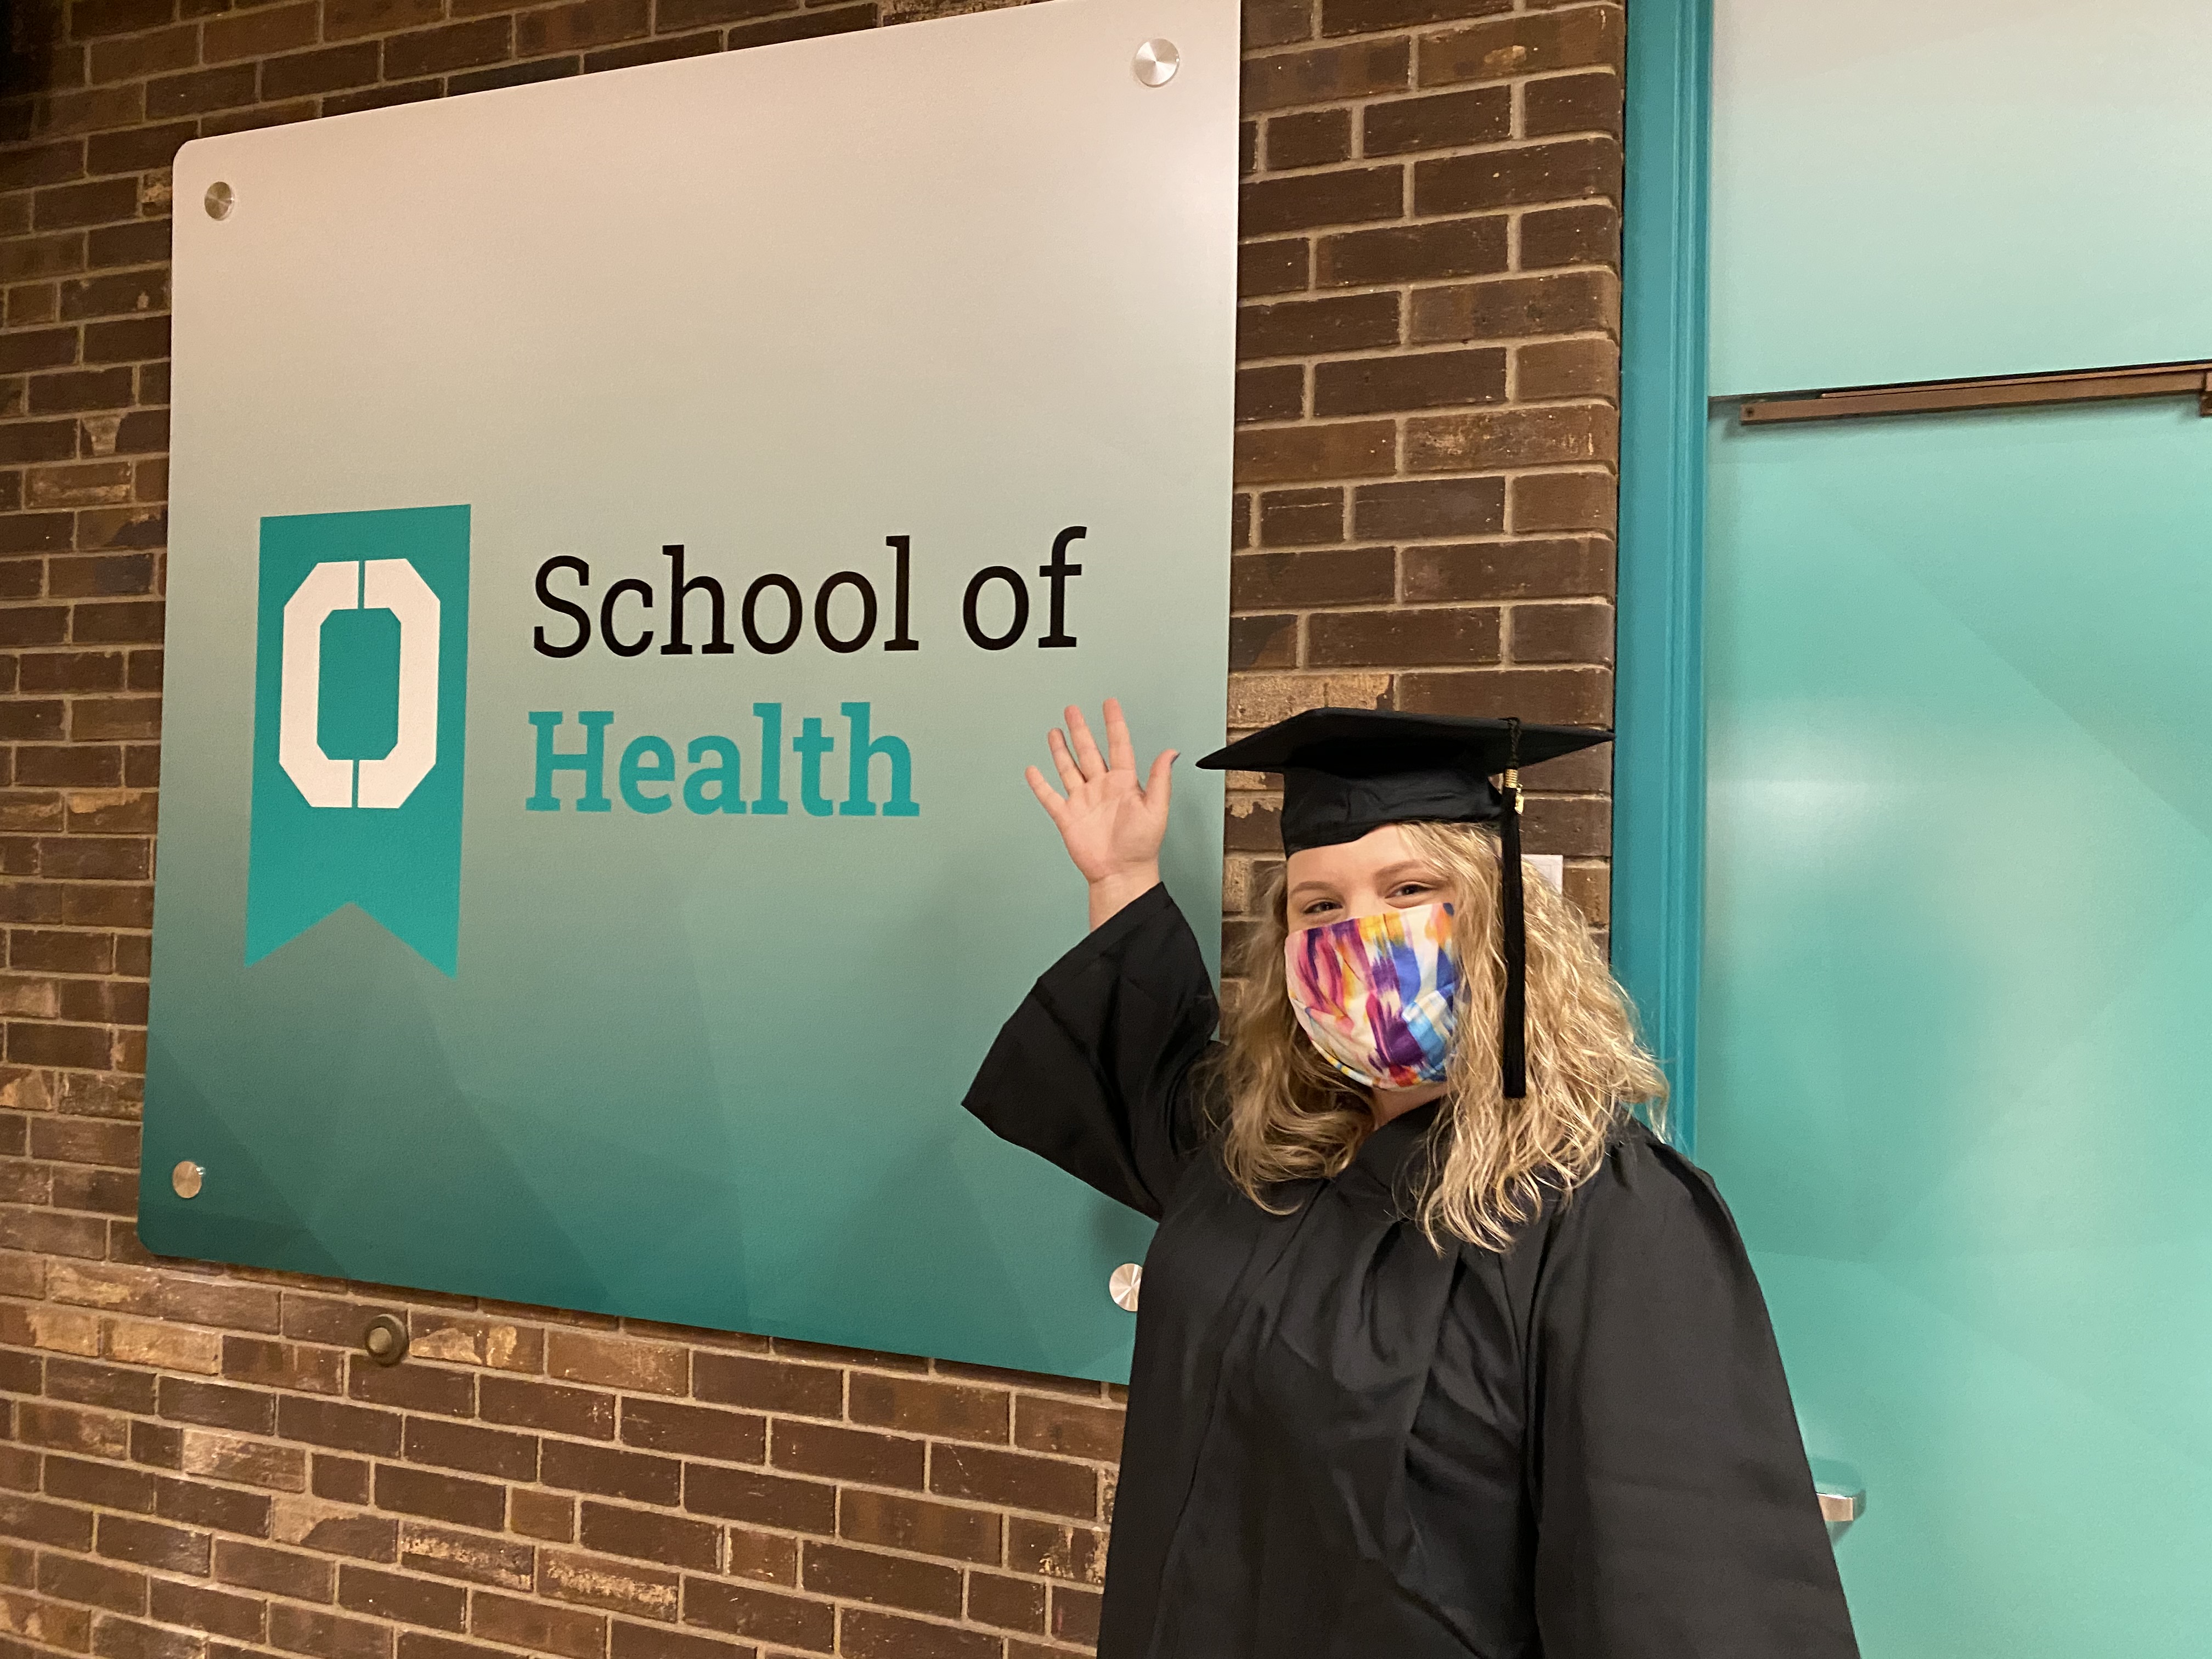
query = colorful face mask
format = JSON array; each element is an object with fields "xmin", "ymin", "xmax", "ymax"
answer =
[{"xmin": 1284, "ymin": 902, "xmax": 1461, "ymax": 1089}]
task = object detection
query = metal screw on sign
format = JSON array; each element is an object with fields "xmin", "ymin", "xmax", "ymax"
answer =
[
  {"xmin": 362, "ymin": 1314, "xmax": 410, "ymax": 1367},
  {"xmin": 171, "ymin": 1161, "xmax": 204, "ymax": 1198},
  {"xmin": 1110, "ymin": 1262, "xmax": 1143, "ymax": 1312},
  {"xmin": 205, "ymin": 182, "xmax": 235, "ymax": 221},
  {"xmin": 1132, "ymin": 39, "xmax": 1179, "ymax": 87}
]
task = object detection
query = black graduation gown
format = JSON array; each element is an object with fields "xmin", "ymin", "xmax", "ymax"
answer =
[{"xmin": 964, "ymin": 885, "xmax": 1859, "ymax": 1659}]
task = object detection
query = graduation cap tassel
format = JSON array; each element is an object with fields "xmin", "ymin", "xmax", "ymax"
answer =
[{"xmin": 1500, "ymin": 720, "xmax": 1528, "ymax": 1100}]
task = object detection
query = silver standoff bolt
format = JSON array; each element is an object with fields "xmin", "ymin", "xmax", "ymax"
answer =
[
  {"xmin": 205, "ymin": 182, "xmax": 234, "ymax": 220},
  {"xmin": 1132, "ymin": 39, "xmax": 1179, "ymax": 87},
  {"xmin": 171, "ymin": 1161, "xmax": 204, "ymax": 1198},
  {"xmin": 1109, "ymin": 1262, "xmax": 1143, "ymax": 1312},
  {"xmin": 362, "ymin": 1314, "xmax": 410, "ymax": 1367}
]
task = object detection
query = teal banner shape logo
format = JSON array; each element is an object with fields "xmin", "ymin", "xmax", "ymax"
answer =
[{"xmin": 246, "ymin": 506, "xmax": 470, "ymax": 974}]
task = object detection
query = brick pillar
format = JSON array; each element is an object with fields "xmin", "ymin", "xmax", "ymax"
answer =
[{"xmin": 0, "ymin": 3, "xmax": 1623, "ymax": 1656}]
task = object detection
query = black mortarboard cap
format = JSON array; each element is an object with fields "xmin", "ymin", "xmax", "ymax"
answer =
[{"xmin": 1195, "ymin": 709, "xmax": 1613, "ymax": 1099}]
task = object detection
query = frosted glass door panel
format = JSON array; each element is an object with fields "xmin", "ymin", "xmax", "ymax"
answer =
[
  {"xmin": 1701, "ymin": 400, "xmax": 2212, "ymax": 1655},
  {"xmin": 1711, "ymin": 0, "xmax": 2212, "ymax": 394}
]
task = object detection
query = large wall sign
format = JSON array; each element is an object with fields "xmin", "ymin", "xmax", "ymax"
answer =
[{"xmin": 146, "ymin": 0, "xmax": 1236, "ymax": 1383}]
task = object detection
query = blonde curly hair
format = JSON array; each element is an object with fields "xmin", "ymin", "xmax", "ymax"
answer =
[{"xmin": 1213, "ymin": 820, "xmax": 1667, "ymax": 1250}]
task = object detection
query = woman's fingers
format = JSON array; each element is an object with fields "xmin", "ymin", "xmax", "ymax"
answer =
[
  {"xmin": 1145, "ymin": 748, "xmax": 1177, "ymax": 814},
  {"xmin": 1024, "ymin": 765, "xmax": 1068, "ymax": 823},
  {"xmin": 1065, "ymin": 705, "xmax": 1108, "ymax": 779},
  {"xmin": 1103, "ymin": 698, "xmax": 1136, "ymax": 775},
  {"xmin": 1045, "ymin": 727, "xmax": 1085, "ymax": 793}
]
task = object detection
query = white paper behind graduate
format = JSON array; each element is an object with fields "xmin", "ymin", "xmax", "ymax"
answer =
[{"xmin": 146, "ymin": 0, "xmax": 1237, "ymax": 1381}]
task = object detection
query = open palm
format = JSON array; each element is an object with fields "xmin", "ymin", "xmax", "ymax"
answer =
[{"xmin": 1026, "ymin": 698, "xmax": 1175, "ymax": 889}]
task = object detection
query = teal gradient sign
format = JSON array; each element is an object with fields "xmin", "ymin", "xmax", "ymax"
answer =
[{"xmin": 148, "ymin": 0, "xmax": 1237, "ymax": 1381}]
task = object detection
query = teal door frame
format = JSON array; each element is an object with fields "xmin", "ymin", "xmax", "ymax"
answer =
[{"xmin": 1613, "ymin": 0, "xmax": 1712, "ymax": 1148}]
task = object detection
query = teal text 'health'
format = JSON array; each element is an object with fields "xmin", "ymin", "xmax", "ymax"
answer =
[{"xmin": 526, "ymin": 702, "xmax": 920, "ymax": 818}]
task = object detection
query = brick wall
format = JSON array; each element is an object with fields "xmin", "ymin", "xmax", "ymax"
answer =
[{"xmin": 0, "ymin": 1, "xmax": 1623, "ymax": 1657}]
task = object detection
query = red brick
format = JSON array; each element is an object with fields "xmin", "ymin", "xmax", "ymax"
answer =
[
  {"xmin": 152, "ymin": 1474, "xmax": 269, "ymax": 1537},
  {"xmin": 1396, "ymin": 664, "xmax": 1610, "ymax": 724},
  {"xmin": 1322, "ymin": 0, "xmax": 1508, "ymax": 35},
  {"xmin": 1235, "ymin": 421, "xmax": 1397, "ymax": 486},
  {"xmin": 1231, "ymin": 612, "xmax": 1298, "ymax": 670},
  {"xmin": 324, "ymin": 0, "xmax": 442, "ymax": 40},
  {"xmin": 95, "ymin": 1513, "xmax": 210, "ymax": 1575},
  {"xmin": 608, "ymin": 1621, "xmax": 748, "ymax": 1659},
  {"xmin": 383, "ymin": 18, "xmax": 512, "ymax": 77},
  {"xmin": 1238, "ymin": 238, "xmax": 1308, "ymax": 299},
  {"xmin": 336, "ymin": 1565, "xmax": 467, "ymax": 1632},
  {"xmin": 1263, "ymin": 108, "xmax": 1351, "ymax": 170},
  {"xmin": 1409, "ymin": 402, "xmax": 1615, "ymax": 470},
  {"xmin": 680, "ymin": 1577, "xmax": 831, "ymax": 1652},
  {"xmin": 269, "ymin": 1601, "xmax": 392, "ymax": 1659},
  {"xmin": 477, "ymin": 1374, "xmax": 614, "ymax": 1439},
  {"xmin": 1522, "ymin": 201, "xmax": 1618, "ymax": 269},
  {"xmin": 616, "ymin": 1398, "xmax": 765, "ymax": 1464},
  {"xmin": 721, "ymin": 6, "xmax": 872, "ymax": 51},
  {"xmin": 1363, "ymin": 85, "xmax": 1511, "ymax": 155},
  {"xmin": 400, "ymin": 1418, "xmax": 537, "ymax": 1482},
  {"xmin": 1012, "ymin": 1395, "xmax": 1124, "ymax": 1463},
  {"xmin": 39, "ymin": 1550, "xmax": 147, "ymax": 1616},
  {"xmin": 540, "ymin": 1440, "xmax": 680, "ymax": 1506},
  {"xmin": 577, "ymin": 1503, "xmax": 716, "ymax": 1571},
  {"xmin": 147, "ymin": 1579, "xmax": 261, "ymax": 1640},
  {"xmin": 516, "ymin": 0, "xmax": 650, "ymax": 54},
  {"xmin": 847, "ymin": 1375, "xmax": 1007, "ymax": 1444},
  {"xmin": 469, "ymin": 1590, "xmax": 603, "ymax": 1659},
  {"xmin": 1239, "ymin": 166, "xmax": 1402, "ymax": 237},
  {"xmin": 0, "ymin": 1491, "xmax": 95, "ymax": 1550},
  {"xmin": 45, "ymin": 1454, "xmax": 157, "ymax": 1511},
  {"xmin": 1237, "ymin": 363, "xmax": 1302, "ymax": 424},
  {"xmin": 1510, "ymin": 600, "xmax": 1613, "ymax": 663},
  {"xmin": 145, "ymin": 64, "xmax": 259, "ymax": 119},
  {"xmin": 802, "ymin": 1539, "xmax": 960, "ymax": 1617},
  {"xmin": 215, "ymin": 1538, "xmax": 336, "ymax": 1601},
  {"xmin": 681, "ymin": 1465, "xmax": 834, "ymax": 1535},
  {"xmin": 373, "ymin": 1466, "xmax": 505, "ymax": 1532},
  {"xmin": 1415, "ymin": 136, "xmax": 1621, "ymax": 216},
  {"xmin": 349, "ymin": 1356, "xmax": 473, "ymax": 1418},
  {"xmin": 546, "ymin": 1330, "xmax": 685, "ymax": 1397},
  {"xmin": 966, "ymin": 1571, "xmax": 1044, "ymax": 1632},
  {"xmin": 1316, "ymin": 348, "xmax": 1506, "ymax": 417},
  {"xmin": 1353, "ymin": 476, "xmax": 1505, "ymax": 540},
  {"xmin": 1526, "ymin": 67, "xmax": 1622, "ymax": 137},
  {"xmin": 1238, "ymin": 291, "xmax": 1400, "ymax": 361},
  {"xmin": 396, "ymin": 1524, "xmax": 531, "ymax": 1592},
  {"xmin": 261, "ymin": 44, "xmax": 383, "ymax": 100},
  {"xmin": 0, "ymin": 139, "xmax": 86, "ymax": 191},
  {"xmin": 1243, "ymin": 38, "xmax": 1409, "ymax": 114},
  {"xmin": 768, "ymin": 1421, "xmax": 922, "ymax": 1492},
  {"xmin": 839, "ymin": 1607, "xmax": 997, "ymax": 1659},
  {"xmin": 928, "ymin": 1445, "xmax": 1096, "ymax": 1520},
  {"xmin": 1517, "ymin": 336, "xmax": 1617, "ymax": 401},
  {"xmin": 1510, "ymin": 468, "xmax": 1613, "ymax": 533},
  {"xmin": 1051, "ymin": 1583, "xmax": 1103, "ymax": 1646},
  {"xmin": 533, "ymin": 1548, "xmax": 677, "ymax": 1620},
  {"xmin": 1421, "ymin": 5, "xmax": 1622, "ymax": 85}
]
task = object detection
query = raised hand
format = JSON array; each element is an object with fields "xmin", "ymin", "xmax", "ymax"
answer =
[{"xmin": 1025, "ymin": 698, "xmax": 1176, "ymax": 929}]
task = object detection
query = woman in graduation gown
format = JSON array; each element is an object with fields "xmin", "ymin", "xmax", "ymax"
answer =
[{"xmin": 964, "ymin": 699, "xmax": 1859, "ymax": 1659}]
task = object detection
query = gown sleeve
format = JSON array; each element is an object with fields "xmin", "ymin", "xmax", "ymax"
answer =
[
  {"xmin": 961, "ymin": 882, "xmax": 1220, "ymax": 1220},
  {"xmin": 1526, "ymin": 1126, "xmax": 1860, "ymax": 1658}
]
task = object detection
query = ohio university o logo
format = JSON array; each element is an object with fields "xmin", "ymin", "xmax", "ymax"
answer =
[
  {"xmin": 246, "ymin": 506, "xmax": 472, "ymax": 974},
  {"xmin": 279, "ymin": 557, "xmax": 443, "ymax": 810}
]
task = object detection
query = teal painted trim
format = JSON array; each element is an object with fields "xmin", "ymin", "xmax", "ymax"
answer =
[{"xmin": 1613, "ymin": 0, "xmax": 1711, "ymax": 1151}]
